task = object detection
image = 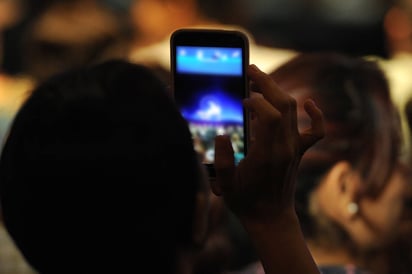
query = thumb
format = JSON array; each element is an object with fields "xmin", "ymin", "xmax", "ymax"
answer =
[
  {"xmin": 299, "ymin": 99, "xmax": 325, "ymax": 154},
  {"xmin": 212, "ymin": 135, "xmax": 235, "ymax": 196}
]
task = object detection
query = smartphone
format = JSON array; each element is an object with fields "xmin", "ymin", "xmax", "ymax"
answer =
[{"xmin": 170, "ymin": 28, "xmax": 250, "ymax": 177}]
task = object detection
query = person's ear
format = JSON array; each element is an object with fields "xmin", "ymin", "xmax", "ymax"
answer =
[{"xmin": 315, "ymin": 161, "xmax": 361, "ymax": 222}]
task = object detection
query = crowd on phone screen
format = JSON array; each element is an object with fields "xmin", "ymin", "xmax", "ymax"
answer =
[{"xmin": 1, "ymin": 0, "xmax": 412, "ymax": 274}]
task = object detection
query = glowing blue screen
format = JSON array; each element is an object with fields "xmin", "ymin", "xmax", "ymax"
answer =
[{"xmin": 176, "ymin": 46, "xmax": 242, "ymax": 75}]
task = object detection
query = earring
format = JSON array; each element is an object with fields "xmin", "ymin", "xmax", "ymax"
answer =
[{"xmin": 347, "ymin": 202, "xmax": 359, "ymax": 215}]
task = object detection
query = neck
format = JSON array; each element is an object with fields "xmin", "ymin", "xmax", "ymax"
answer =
[
  {"xmin": 307, "ymin": 240, "xmax": 392, "ymax": 274},
  {"xmin": 307, "ymin": 240, "xmax": 356, "ymax": 267}
]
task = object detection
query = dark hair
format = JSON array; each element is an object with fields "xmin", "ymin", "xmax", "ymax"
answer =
[
  {"xmin": 270, "ymin": 52, "xmax": 401, "ymax": 241},
  {"xmin": 0, "ymin": 59, "xmax": 202, "ymax": 273}
]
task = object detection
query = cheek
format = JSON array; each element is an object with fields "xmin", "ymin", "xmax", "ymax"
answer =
[
  {"xmin": 357, "ymin": 199, "xmax": 400, "ymax": 249},
  {"xmin": 363, "ymin": 187, "xmax": 406, "ymax": 241},
  {"xmin": 376, "ymin": 200, "xmax": 404, "ymax": 234}
]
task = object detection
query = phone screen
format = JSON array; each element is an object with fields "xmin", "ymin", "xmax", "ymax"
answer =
[
  {"xmin": 171, "ymin": 30, "xmax": 249, "ymax": 176},
  {"xmin": 171, "ymin": 29, "xmax": 249, "ymax": 175},
  {"xmin": 173, "ymin": 45, "xmax": 247, "ymax": 166}
]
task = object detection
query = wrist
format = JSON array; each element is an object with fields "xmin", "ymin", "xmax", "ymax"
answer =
[
  {"xmin": 239, "ymin": 208, "xmax": 320, "ymax": 274},
  {"xmin": 239, "ymin": 207, "xmax": 300, "ymax": 234}
]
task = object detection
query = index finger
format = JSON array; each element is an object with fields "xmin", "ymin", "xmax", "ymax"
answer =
[{"xmin": 247, "ymin": 64, "xmax": 291, "ymax": 111}]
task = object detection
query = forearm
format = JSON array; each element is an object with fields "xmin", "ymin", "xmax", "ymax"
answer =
[{"xmin": 240, "ymin": 210, "xmax": 320, "ymax": 274}]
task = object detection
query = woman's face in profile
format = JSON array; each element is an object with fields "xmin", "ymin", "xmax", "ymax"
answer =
[
  {"xmin": 271, "ymin": 66, "xmax": 412, "ymax": 249},
  {"xmin": 314, "ymin": 162, "xmax": 412, "ymax": 251}
]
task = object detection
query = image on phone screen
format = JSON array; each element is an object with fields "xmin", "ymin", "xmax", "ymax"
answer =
[{"xmin": 174, "ymin": 46, "xmax": 246, "ymax": 165}]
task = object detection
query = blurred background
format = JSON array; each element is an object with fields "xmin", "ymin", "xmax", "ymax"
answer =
[
  {"xmin": 1, "ymin": 0, "xmax": 411, "ymax": 273},
  {"xmin": 0, "ymin": 0, "xmax": 394, "ymax": 76},
  {"xmin": 246, "ymin": 0, "xmax": 390, "ymax": 56}
]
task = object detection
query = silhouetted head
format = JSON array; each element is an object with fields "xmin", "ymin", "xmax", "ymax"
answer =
[{"xmin": 0, "ymin": 59, "xmax": 208, "ymax": 274}]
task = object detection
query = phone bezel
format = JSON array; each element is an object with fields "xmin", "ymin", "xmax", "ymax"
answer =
[{"xmin": 170, "ymin": 28, "xmax": 250, "ymax": 178}]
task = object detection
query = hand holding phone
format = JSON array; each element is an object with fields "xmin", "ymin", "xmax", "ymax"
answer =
[{"xmin": 170, "ymin": 28, "xmax": 250, "ymax": 177}]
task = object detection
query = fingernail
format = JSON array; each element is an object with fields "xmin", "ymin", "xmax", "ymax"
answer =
[{"xmin": 249, "ymin": 64, "xmax": 260, "ymax": 72}]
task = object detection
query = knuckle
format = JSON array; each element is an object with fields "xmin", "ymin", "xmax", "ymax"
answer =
[{"xmin": 278, "ymin": 96, "xmax": 297, "ymax": 113}]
